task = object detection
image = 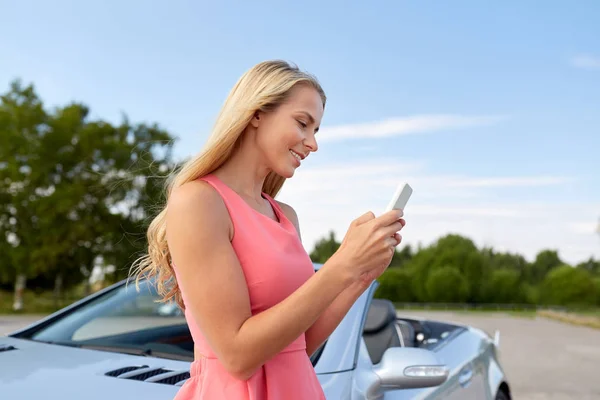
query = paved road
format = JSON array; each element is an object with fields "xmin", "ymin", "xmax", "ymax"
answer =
[
  {"xmin": 2, "ymin": 312, "xmax": 600, "ymax": 399},
  {"xmin": 397, "ymin": 310, "xmax": 600, "ymax": 400},
  {"xmin": 0, "ymin": 315, "xmax": 44, "ymax": 336}
]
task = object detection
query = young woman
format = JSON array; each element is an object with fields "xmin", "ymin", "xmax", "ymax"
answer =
[{"xmin": 131, "ymin": 60, "xmax": 405, "ymax": 399}]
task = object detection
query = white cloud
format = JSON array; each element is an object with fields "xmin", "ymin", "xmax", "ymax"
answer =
[
  {"xmin": 277, "ymin": 160, "xmax": 599, "ymax": 265},
  {"xmin": 408, "ymin": 205, "xmax": 523, "ymax": 218},
  {"xmin": 569, "ymin": 221, "xmax": 600, "ymax": 235},
  {"xmin": 570, "ymin": 54, "xmax": 600, "ymax": 70},
  {"xmin": 440, "ymin": 176, "xmax": 573, "ymax": 188},
  {"xmin": 317, "ymin": 114, "xmax": 507, "ymax": 142}
]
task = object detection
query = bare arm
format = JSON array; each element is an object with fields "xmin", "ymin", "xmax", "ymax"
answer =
[
  {"xmin": 277, "ymin": 201, "xmax": 372, "ymax": 356},
  {"xmin": 166, "ymin": 182, "xmax": 351, "ymax": 381},
  {"xmin": 305, "ymin": 279, "xmax": 371, "ymax": 356}
]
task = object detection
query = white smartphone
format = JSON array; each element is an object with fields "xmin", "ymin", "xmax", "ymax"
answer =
[{"xmin": 385, "ymin": 182, "xmax": 413, "ymax": 213}]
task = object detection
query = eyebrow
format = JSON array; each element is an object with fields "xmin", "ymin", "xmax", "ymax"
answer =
[{"xmin": 298, "ymin": 111, "xmax": 319, "ymax": 132}]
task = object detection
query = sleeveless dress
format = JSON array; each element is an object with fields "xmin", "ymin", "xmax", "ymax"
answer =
[{"xmin": 171, "ymin": 174, "xmax": 327, "ymax": 400}]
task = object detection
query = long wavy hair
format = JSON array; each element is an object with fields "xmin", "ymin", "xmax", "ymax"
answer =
[{"xmin": 129, "ymin": 60, "xmax": 326, "ymax": 309}]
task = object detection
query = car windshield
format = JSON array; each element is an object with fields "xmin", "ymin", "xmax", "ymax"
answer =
[
  {"xmin": 24, "ymin": 280, "xmax": 193, "ymax": 361},
  {"xmin": 20, "ymin": 277, "xmax": 326, "ymax": 366}
]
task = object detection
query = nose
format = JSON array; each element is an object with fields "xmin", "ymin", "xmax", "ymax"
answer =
[{"xmin": 304, "ymin": 133, "xmax": 318, "ymax": 153}]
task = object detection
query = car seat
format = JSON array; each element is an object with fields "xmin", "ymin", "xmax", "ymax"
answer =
[{"xmin": 363, "ymin": 298, "xmax": 401, "ymax": 364}]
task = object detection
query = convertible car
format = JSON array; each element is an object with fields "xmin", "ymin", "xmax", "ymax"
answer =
[{"xmin": 1, "ymin": 263, "xmax": 511, "ymax": 399}]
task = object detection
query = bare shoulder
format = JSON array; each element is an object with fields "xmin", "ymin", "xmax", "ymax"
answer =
[
  {"xmin": 167, "ymin": 179, "xmax": 233, "ymax": 240},
  {"xmin": 169, "ymin": 179, "xmax": 222, "ymax": 210},
  {"xmin": 275, "ymin": 200, "xmax": 301, "ymax": 239}
]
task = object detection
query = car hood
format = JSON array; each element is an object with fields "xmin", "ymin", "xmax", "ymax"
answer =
[{"xmin": 0, "ymin": 337, "xmax": 192, "ymax": 400}]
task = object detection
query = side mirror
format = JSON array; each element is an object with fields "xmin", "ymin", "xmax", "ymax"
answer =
[{"xmin": 370, "ymin": 347, "xmax": 449, "ymax": 394}]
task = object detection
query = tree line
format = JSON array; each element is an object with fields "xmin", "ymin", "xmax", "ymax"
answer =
[{"xmin": 310, "ymin": 231, "xmax": 600, "ymax": 308}]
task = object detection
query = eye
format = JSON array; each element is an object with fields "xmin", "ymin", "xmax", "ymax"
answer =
[{"xmin": 297, "ymin": 119, "xmax": 307, "ymax": 128}]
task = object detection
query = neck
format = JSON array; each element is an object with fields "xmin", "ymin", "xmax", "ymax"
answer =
[{"xmin": 212, "ymin": 133, "xmax": 270, "ymax": 201}]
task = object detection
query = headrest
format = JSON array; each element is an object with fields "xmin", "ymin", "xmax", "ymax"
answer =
[{"xmin": 364, "ymin": 299, "xmax": 396, "ymax": 333}]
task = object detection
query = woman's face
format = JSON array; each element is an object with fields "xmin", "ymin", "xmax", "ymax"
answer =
[{"xmin": 252, "ymin": 84, "xmax": 324, "ymax": 178}]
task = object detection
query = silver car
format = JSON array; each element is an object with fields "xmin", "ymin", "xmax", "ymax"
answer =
[{"xmin": 1, "ymin": 263, "xmax": 511, "ymax": 399}]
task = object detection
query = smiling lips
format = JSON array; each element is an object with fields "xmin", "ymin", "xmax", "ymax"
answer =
[{"xmin": 289, "ymin": 149, "xmax": 305, "ymax": 165}]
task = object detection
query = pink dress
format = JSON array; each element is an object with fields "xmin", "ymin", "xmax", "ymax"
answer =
[{"xmin": 172, "ymin": 174, "xmax": 326, "ymax": 400}]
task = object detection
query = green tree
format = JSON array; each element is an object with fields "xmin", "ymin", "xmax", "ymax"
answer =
[
  {"xmin": 375, "ymin": 268, "xmax": 414, "ymax": 303},
  {"xmin": 540, "ymin": 265, "xmax": 597, "ymax": 307},
  {"xmin": 576, "ymin": 257, "xmax": 600, "ymax": 276},
  {"xmin": 462, "ymin": 250, "xmax": 487, "ymax": 302},
  {"xmin": 38, "ymin": 102, "xmax": 174, "ymax": 292},
  {"xmin": 406, "ymin": 234, "xmax": 489, "ymax": 302},
  {"xmin": 0, "ymin": 79, "xmax": 175, "ymax": 308},
  {"xmin": 482, "ymin": 247, "xmax": 530, "ymax": 277},
  {"xmin": 309, "ymin": 230, "xmax": 340, "ymax": 263},
  {"xmin": 389, "ymin": 244, "xmax": 413, "ymax": 267},
  {"xmin": 0, "ymin": 80, "xmax": 49, "ymax": 310},
  {"xmin": 527, "ymin": 249, "xmax": 563, "ymax": 284},
  {"xmin": 425, "ymin": 266, "xmax": 469, "ymax": 303},
  {"xmin": 521, "ymin": 283, "xmax": 541, "ymax": 305},
  {"xmin": 483, "ymin": 269, "xmax": 525, "ymax": 304}
]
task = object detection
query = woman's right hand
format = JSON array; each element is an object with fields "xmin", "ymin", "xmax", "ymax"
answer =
[{"xmin": 329, "ymin": 209, "xmax": 405, "ymax": 284}]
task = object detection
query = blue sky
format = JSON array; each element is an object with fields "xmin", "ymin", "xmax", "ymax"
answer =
[{"xmin": 1, "ymin": 1, "xmax": 598, "ymax": 263}]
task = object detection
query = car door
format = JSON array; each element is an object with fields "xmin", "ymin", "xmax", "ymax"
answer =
[
  {"xmin": 351, "ymin": 337, "xmax": 431, "ymax": 400},
  {"xmin": 351, "ymin": 334, "xmax": 473, "ymax": 400},
  {"xmin": 364, "ymin": 325, "xmax": 485, "ymax": 400},
  {"xmin": 419, "ymin": 329, "xmax": 488, "ymax": 400},
  {"xmin": 461, "ymin": 332, "xmax": 496, "ymax": 399}
]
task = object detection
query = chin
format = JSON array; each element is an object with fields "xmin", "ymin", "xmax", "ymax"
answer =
[
  {"xmin": 279, "ymin": 168, "xmax": 296, "ymax": 179},
  {"xmin": 271, "ymin": 165, "xmax": 296, "ymax": 179}
]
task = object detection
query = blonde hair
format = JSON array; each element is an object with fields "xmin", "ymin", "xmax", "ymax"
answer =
[{"xmin": 129, "ymin": 60, "xmax": 326, "ymax": 309}]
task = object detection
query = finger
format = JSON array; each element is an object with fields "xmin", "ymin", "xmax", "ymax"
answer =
[
  {"xmin": 385, "ymin": 233, "xmax": 402, "ymax": 248},
  {"xmin": 380, "ymin": 221, "xmax": 404, "ymax": 237},
  {"xmin": 389, "ymin": 218, "xmax": 405, "ymax": 232},
  {"xmin": 374, "ymin": 209, "xmax": 404, "ymax": 228},
  {"xmin": 354, "ymin": 211, "xmax": 376, "ymax": 226},
  {"xmin": 384, "ymin": 235, "xmax": 398, "ymax": 247}
]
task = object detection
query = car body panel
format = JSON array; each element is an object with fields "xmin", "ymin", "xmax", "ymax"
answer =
[{"xmin": 0, "ymin": 336, "xmax": 185, "ymax": 400}]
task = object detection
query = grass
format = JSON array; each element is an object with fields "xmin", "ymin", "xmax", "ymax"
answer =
[
  {"xmin": 506, "ymin": 310, "xmax": 538, "ymax": 319},
  {"xmin": 395, "ymin": 304, "xmax": 600, "ymax": 325},
  {"xmin": 453, "ymin": 309, "xmax": 538, "ymax": 319},
  {"xmin": 0, "ymin": 290, "xmax": 81, "ymax": 315},
  {"xmin": 537, "ymin": 309, "xmax": 600, "ymax": 330},
  {"xmin": 397, "ymin": 306, "xmax": 537, "ymax": 318}
]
